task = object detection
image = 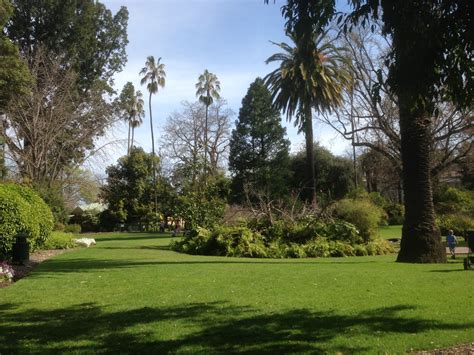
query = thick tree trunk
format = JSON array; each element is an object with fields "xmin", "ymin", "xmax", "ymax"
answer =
[
  {"xmin": 397, "ymin": 94, "xmax": 445, "ymax": 263},
  {"xmin": 304, "ymin": 105, "xmax": 316, "ymax": 207}
]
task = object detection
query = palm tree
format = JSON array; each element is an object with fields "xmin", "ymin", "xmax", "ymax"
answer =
[
  {"xmin": 264, "ymin": 31, "xmax": 349, "ymax": 206},
  {"xmin": 130, "ymin": 90, "xmax": 145, "ymax": 150},
  {"xmin": 139, "ymin": 56, "xmax": 166, "ymax": 214},
  {"xmin": 195, "ymin": 69, "xmax": 221, "ymax": 177},
  {"xmin": 119, "ymin": 82, "xmax": 136, "ymax": 155}
]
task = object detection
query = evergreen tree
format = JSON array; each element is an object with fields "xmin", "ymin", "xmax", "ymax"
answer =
[{"xmin": 229, "ymin": 78, "xmax": 291, "ymax": 202}]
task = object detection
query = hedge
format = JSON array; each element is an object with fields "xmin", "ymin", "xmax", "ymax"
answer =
[{"xmin": 0, "ymin": 184, "xmax": 54, "ymax": 257}]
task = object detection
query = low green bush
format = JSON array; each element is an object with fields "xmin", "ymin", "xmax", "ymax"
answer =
[
  {"xmin": 385, "ymin": 203, "xmax": 405, "ymax": 225},
  {"xmin": 172, "ymin": 224, "xmax": 394, "ymax": 259},
  {"xmin": 64, "ymin": 224, "xmax": 82, "ymax": 234},
  {"xmin": 331, "ymin": 198, "xmax": 385, "ymax": 241},
  {"xmin": 0, "ymin": 184, "xmax": 53, "ymax": 256},
  {"xmin": 7, "ymin": 184, "xmax": 54, "ymax": 248},
  {"xmin": 40, "ymin": 232, "xmax": 75, "ymax": 250}
]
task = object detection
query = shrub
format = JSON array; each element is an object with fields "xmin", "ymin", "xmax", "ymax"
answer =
[
  {"xmin": 328, "ymin": 240, "xmax": 355, "ymax": 257},
  {"xmin": 323, "ymin": 220, "xmax": 362, "ymax": 244},
  {"xmin": 366, "ymin": 239, "xmax": 394, "ymax": 256},
  {"xmin": 331, "ymin": 199, "xmax": 384, "ymax": 241},
  {"xmin": 54, "ymin": 222, "xmax": 65, "ymax": 231},
  {"xmin": 385, "ymin": 203, "xmax": 405, "ymax": 225},
  {"xmin": 437, "ymin": 214, "xmax": 474, "ymax": 236},
  {"xmin": 304, "ymin": 238, "xmax": 330, "ymax": 257},
  {"xmin": 41, "ymin": 232, "xmax": 75, "ymax": 250},
  {"xmin": 6, "ymin": 184, "xmax": 54, "ymax": 248},
  {"xmin": 0, "ymin": 184, "xmax": 53, "ymax": 256},
  {"xmin": 435, "ymin": 186, "xmax": 474, "ymax": 215},
  {"xmin": 64, "ymin": 224, "xmax": 82, "ymax": 234}
]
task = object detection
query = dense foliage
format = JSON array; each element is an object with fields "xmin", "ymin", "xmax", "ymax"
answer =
[
  {"xmin": 290, "ymin": 144, "xmax": 354, "ymax": 204},
  {"xmin": 0, "ymin": 183, "xmax": 53, "ymax": 256},
  {"xmin": 435, "ymin": 187, "xmax": 474, "ymax": 235},
  {"xmin": 171, "ymin": 219, "xmax": 393, "ymax": 259},
  {"xmin": 101, "ymin": 147, "xmax": 160, "ymax": 227},
  {"xmin": 229, "ymin": 78, "xmax": 291, "ymax": 202}
]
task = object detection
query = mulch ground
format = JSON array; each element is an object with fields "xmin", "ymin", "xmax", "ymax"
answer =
[{"xmin": 1, "ymin": 249, "xmax": 473, "ymax": 353}]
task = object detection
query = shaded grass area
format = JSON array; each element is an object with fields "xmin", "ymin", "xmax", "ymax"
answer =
[{"xmin": 1, "ymin": 232, "xmax": 473, "ymax": 353}]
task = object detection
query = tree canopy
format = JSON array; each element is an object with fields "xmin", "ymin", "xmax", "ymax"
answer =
[{"xmin": 229, "ymin": 78, "xmax": 291, "ymax": 202}]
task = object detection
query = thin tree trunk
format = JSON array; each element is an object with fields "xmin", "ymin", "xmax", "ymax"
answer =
[
  {"xmin": 304, "ymin": 105, "xmax": 316, "ymax": 207},
  {"xmin": 131, "ymin": 125, "xmax": 135, "ymax": 151},
  {"xmin": 127, "ymin": 119, "xmax": 131, "ymax": 155},
  {"xmin": 397, "ymin": 93, "xmax": 445, "ymax": 263},
  {"xmin": 148, "ymin": 91, "xmax": 158, "ymax": 215},
  {"xmin": 204, "ymin": 103, "xmax": 209, "ymax": 181}
]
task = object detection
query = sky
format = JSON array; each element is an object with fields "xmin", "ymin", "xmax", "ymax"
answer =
[{"xmin": 97, "ymin": 0, "xmax": 351, "ymax": 170}]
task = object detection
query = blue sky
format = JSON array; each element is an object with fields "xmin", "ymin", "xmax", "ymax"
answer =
[{"xmin": 100, "ymin": 0, "xmax": 350, "ymax": 167}]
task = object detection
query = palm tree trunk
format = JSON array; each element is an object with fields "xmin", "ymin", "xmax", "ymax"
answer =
[
  {"xmin": 204, "ymin": 103, "xmax": 209, "ymax": 181},
  {"xmin": 396, "ymin": 93, "xmax": 445, "ymax": 263},
  {"xmin": 127, "ymin": 119, "xmax": 131, "ymax": 155},
  {"xmin": 131, "ymin": 125, "xmax": 135, "ymax": 151},
  {"xmin": 304, "ymin": 105, "xmax": 316, "ymax": 207},
  {"xmin": 148, "ymin": 91, "xmax": 158, "ymax": 215}
]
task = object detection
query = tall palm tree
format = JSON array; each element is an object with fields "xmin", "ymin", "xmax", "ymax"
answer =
[
  {"xmin": 195, "ymin": 69, "xmax": 221, "ymax": 177},
  {"xmin": 264, "ymin": 31, "xmax": 349, "ymax": 206},
  {"xmin": 119, "ymin": 82, "xmax": 136, "ymax": 155},
  {"xmin": 130, "ymin": 90, "xmax": 145, "ymax": 150},
  {"xmin": 139, "ymin": 56, "xmax": 166, "ymax": 214}
]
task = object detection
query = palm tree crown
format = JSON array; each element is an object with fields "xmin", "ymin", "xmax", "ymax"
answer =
[
  {"xmin": 195, "ymin": 69, "xmax": 221, "ymax": 178},
  {"xmin": 264, "ymin": 31, "xmax": 349, "ymax": 205},
  {"xmin": 140, "ymin": 56, "xmax": 166, "ymax": 94},
  {"xmin": 265, "ymin": 31, "xmax": 349, "ymax": 129},
  {"xmin": 195, "ymin": 69, "xmax": 221, "ymax": 107}
]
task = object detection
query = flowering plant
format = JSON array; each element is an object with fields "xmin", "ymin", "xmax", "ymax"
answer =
[{"xmin": 0, "ymin": 261, "xmax": 14, "ymax": 282}]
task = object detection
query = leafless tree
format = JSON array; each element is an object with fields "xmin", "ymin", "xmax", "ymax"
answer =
[
  {"xmin": 161, "ymin": 99, "xmax": 232, "ymax": 185},
  {"xmin": 319, "ymin": 28, "xmax": 473, "ymax": 181},
  {"xmin": 1, "ymin": 50, "xmax": 118, "ymax": 187}
]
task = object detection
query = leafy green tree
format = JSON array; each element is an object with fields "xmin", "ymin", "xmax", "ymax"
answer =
[
  {"xmin": 140, "ymin": 55, "xmax": 166, "ymax": 215},
  {"xmin": 7, "ymin": 0, "xmax": 128, "ymax": 92},
  {"xmin": 0, "ymin": 0, "xmax": 30, "ymax": 111},
  {"xmin": 101, "ymin": 147, "xmax": 159, "ymax": 226},
  {"xmin": 195, "ymin": 69, "xmax": 221, "ymax": 176},
  {"xmin": 271, "ymin": 0, "xmax": 472, "ymax": 262},
  {"xmin": 264, "ymin": 31, "xmax": 350, "ymax": 206},
  {"xmin": 229, "ymin": 78, "xmax": 291, "ymax": 202},
  {"xmin": 290, "ymin": 143, "xmax": 353, "ymax": 204}
]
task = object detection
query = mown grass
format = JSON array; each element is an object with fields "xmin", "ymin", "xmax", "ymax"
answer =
[
  {"xmin": 1, "ymin": 232, "xmax": 473, "ymax": 354},
  {"xmin": 377, "ymin": 225, "xmax": 402, "ymax": 239}
]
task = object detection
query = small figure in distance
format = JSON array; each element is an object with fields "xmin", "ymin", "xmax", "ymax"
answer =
[
  {"xmin": 446, "ymin": 229, "xmax": 458, "ymax": 259},
  {"xmin": 159, "ymin": 221, "xmax": 165, "ymax": 233}
]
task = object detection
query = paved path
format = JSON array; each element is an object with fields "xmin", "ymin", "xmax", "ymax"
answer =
[{"xmin": 446, "ymin": 247, "xmax": 470, "ymax": 254}]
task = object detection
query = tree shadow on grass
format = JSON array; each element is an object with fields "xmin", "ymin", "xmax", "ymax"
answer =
[
  {"xmin": 0, "ymin": 302, "xmax": 472, "ymax": 354},
  {"xmin": 28, "ymin": 258, "xmax": 383, "ymax": 276},
  {"xmin": 94, "ymin": 234, "xmax": 170, "ymax": 243}
]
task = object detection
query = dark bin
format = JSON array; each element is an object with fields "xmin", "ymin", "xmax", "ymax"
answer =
[
  {"xmin": 12, "ymin": 232, "xmax": 29, "ymax": 264},
  {"xmin": 465, "ymin": 230, "xmax": 474, "ymax": 251}
]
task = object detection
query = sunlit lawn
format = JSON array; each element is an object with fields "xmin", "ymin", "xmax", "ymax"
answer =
[
  {"xmin": 377, "ymin": 225, "xmax": 402, "ymax": 239},
  {"xmin": 1, "ymin": 232, "xmax": 473, "ymax": 353}
]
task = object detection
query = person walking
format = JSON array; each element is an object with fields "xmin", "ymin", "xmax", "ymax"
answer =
[{"xmin": 446, "ymin": 230, "xmax": 458, "ymax": 259}]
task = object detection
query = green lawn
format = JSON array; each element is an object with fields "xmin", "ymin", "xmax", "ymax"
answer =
[
  {"xmin": 377, "ymin": 225, "xmax": 402, "ymax": 239},
  {"xmin": 1, "ymin": 233, "xmax": 473, "ymax": 354}
]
